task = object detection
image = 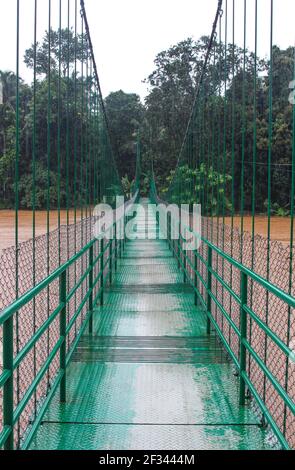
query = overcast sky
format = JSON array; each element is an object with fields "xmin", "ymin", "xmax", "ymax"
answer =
[{"xmin": 0, "ymin": 0, "xmax": 294, "ymax": 100}]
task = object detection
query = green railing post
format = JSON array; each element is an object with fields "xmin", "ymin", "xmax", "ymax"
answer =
[
  {"xmin": 109, "ymin": 238, "xmax": 113, "ymax": 285},
  {"xmin": 167, "ymin": 213, "xmax": 170, "ymax": 249},
  {"xmin": 3, "ymin": 316, "xmax": 14, "ymax": 450},
  {"xmin": 100, "ymin": 238, "xmax": 104, "ymax": 305},
  {"xmin": 123, "ymin": 215, "xmax": 127, "ymax": 251},
  {"xmin": 88, "ymin": 245, "xmax": 93, "ymax": 335},
  {"xmin": 194, "ymin": 252, "xmax": 198, "ymax": 306},
  {"xmin": 179, "ymin": 241, "xmax": 182, "ymax": 265},
  {"xmin": 170, "ymin": 215, "xmax": 173, "ymax": 253},
  {"xmin": 169, "ymin": 214, "xmax": 172, "ymax": 250},
  {"xmin": 178, "ymin": 221, "xmax": 181, "ymax": 269},
  {"xmin": 171, "ymin": 217, "xmax": 174, "ymax": 252},
  {"xmin": 207, "ymin": 246, "xmax": 212, "ymax": 335},
  {"xmin": 121, "ymin": 218, "xmax": 124, "ymax": 257},
  {"xmin": 239, "ymin": 272, "xmax": 248, "ymax": 405},
  {"xmin": 59, "ymin": 269, "xmax": 67, "ymax": 403},
  {"xmin": 119, "ymin": 219, "xmax": 122, "ymax": 258},
  {"xmin": 183, "ymin": 228, "xmax": 187, "ymax": 283},
  {"xmin": 156, "ymin": 211, "xmax": 160, "ymax": 239},
  {"xmin": 114, "ymin": 222, "xmax": 118, "ymax": 271},
  {"xmin": 169, "ymin": 214, "xmax": 172, "ymax": 253},
  {"xmin": 183, "ymin": 250, "xmax": 187, "ymax": 283}
]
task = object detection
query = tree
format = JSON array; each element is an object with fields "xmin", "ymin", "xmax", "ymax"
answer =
[
  {"xmin": 0, "ymin": 71, "xmax": 17, "ymax": 107},
  {"xmin": 144, "ymin": 37, "xmax": 268, "ymax": 192},
  {"xmin": 1, "ymin": 31, "xmax": 294, "ymax": 215},
  {"xmin": 19, "ymin": 161, "xmax": 64, "ymax": 209},
  {"xmin": 104, "ymin": 90, "xmax": 144, "ymax": 179},
  {"xmin": 0, "ymin": 71, "xmax": 32, "ymax": 206},
  {"xmin": 24, "ymin": 28, "xmax": 89, "ymax": 76}
]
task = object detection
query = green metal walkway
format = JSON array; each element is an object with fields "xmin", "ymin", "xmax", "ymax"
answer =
[{"xmin": 30, "ymin": 200, "xmax": 271, "ymax": 450}]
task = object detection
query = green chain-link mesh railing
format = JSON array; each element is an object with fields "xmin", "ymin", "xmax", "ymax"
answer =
[
  {"xmin": 0, "ymin": 0, "xmax": 128, "ymax": 450},
  {"xmin": 151, "ymin": 0, "xmax": 295, "ymax": 450}
]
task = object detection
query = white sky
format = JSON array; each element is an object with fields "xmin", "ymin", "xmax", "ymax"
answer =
[{"xmin": 0, "ymin": 0, "xmax": 294, "ymax": 100}]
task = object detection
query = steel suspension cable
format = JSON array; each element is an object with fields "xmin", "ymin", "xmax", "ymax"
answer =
[
  {"xmin": 15, "ymin": 0, "xmax": 20, "ymax": 445},
  {"xmin": 66, "ymin": 0, "xmax": 71, "ymax": 260},
  {"xmin": 32, "ymin": 0, "xmax": 38, "ymax": 422},
  {"xmin": 79, "ymin": 0, "xmax": 122, "ymax": 193},
  {"xmin": 240, "ymin": 0, "xmax": 247, "ymax": 261},
  {"xmin": 263, "ymin": 0, "xmax": 274, "ymax": 408},
  {"xmin": 249, "ymin": 0, "xmax": 258, "ymax": 382},
  {"xmin": 283, "ymin": 10, "xmax": 295, "ymax": 436},
  {"xmin": 221, "ymin": 0, "xmax": 228, "ymax": 328},
  {"xmin": 167, "ymin": 0, "xmax": 223, "ymax": 194},
  {"xmin": 46, "ymin": 0, "xmax": 52, "ymax": 389},
  {"xmin": 57, "ymin": 0, "xmax": 62, "ymax": 266}
]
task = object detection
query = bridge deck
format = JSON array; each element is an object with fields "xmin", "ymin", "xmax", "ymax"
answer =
[{"xmin": 30, "ymin": 201, "xmax": 271, "ymax": 450}]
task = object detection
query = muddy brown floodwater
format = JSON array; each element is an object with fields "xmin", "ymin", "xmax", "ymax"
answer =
[
  {"xmin": 222, "ymin": 216, "xmax": 294, "ymax": 245},
  {"xmin": 0, "ymin": 211, "xmax": 294, "ymax": 252},
  {"xmin": 0, "ymin": 210, "xmax": 82, "ymax": 251}
]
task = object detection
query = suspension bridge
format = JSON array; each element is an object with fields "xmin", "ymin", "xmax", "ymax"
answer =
[{"xmin": 0, "ymin": 0, "xmax": 294, "ymax": 451}]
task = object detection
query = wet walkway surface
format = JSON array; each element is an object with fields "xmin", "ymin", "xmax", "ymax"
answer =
[{"xmin": 30, "ymin": 200, "xmax": 271, "ymax": 450}]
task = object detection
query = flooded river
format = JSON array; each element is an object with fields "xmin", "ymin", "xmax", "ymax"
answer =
[{"xmin": 0, "ymin": 211, "xmax": 294, "ymax": 251}]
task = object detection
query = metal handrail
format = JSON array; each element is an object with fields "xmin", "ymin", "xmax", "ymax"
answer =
[
  {"xmin": 150, "ymin": 181, "xmax": 294, "ymax": 450},
  {"xmin": 0, "ymin": 195, "xmax": 139, "ymax": 450}
]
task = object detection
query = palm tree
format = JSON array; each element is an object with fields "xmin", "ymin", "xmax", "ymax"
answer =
[{"xmin": 0, "ymin": 71, "xmax": 17, "ymax": 107}]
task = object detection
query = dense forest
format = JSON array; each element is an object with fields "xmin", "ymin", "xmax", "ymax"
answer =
[{"xmin": 0, "ymin": 29, "xmax": 294, "ymax": 215}]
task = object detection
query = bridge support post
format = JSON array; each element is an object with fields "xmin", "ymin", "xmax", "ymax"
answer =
[
  {"xmin": 3, "ymin": 315, "xmax": 14, "ymax": 450},
  {"xmin": 156, "ymin": 211, "xmax": 160, "ymax": 239},
  {"xmin": 171, "ymin": 222, "xmax": 174, "ymax": 252},
  {"xmin": 123, "ymin": 215, "xmax": 127, "ymax": 251},
  {"xmin": 114, "ymin": 223, "xmax": 118, "ymax": 271},
  {"xmin": 88, "ymin": 245, "xmax": 94, "ymax": 335},
  {"xmin": 122, "ymin": 217, "xmax": 125, "ymax": 255},
  {"xmin": 239, "ymin": 272, "xmax": 248, "ymax": 406},
  {"xmin": 183, "ymin": 223, "xmax": 188, "ymax": 283},
  {"xmin": 100, "ymin": 238, "xmax": 104, "ymax": 306},
  {"xmin": 121, "ymin": 219, "xmax": 124, "ymax": 258},
  {"xmin": 109, "ymin": 238, "xmax": 113, "ymax": 285},
  {"xmin": 118, "ymin": 219, "xmax": 122, "ymax": 259},
  {"xmin": 170, "ymin": 217, "xmax": 176, "ymax": 258},
  {"xmin": 183, "ymin": 247, "xmax": 187, "ymax": 284},
  {"xmin": 167, "ymin": 214, "xmax": 171, "ymax": 250},
  {"xmin": 206, "ymin": 246, "xmax": 212, "ymax": 335},
  {"xmin": 194, "ymin": 252, "xmax": 198, "ymax": 306},
  {"xmin": 59, "ymin": 269, "xmax": 67, "ymax": 403},
  {"xmin": 177, "ymin": 221, "xmax": 181, "ymax": 269}
]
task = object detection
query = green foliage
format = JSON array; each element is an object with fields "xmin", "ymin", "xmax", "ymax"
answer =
[
  {"xmin": 121, "ymin": 174, "xmax": 135, "ymax": 199},
  {"xmin": 19, "ymin": 162, "xmax": 65, "ymax": 209},
  {"xmin": 0, "ymin": 28, "xmax": 101, "ymax": 209},
  {"xmin": 104, "ymin": 90, "xmax": 144, "ymax": 179},
  {"xmin": 263, "ymin": 200, "xmax": 290, "ymax": 217},
  {"xmin": 0, "ymin": 71, "xmax": 32, "ymax": 207},
  {"xmin": 0, "ymin": 146, "xmax": 15, "ymax": 207},
  {"xmin": 0, "ymin": 30, "xmax": 294, "ymax": 216},
  {"xmin": 144, "ymin": 37, "xmax": 294, "ymax": 215},
  {"xmin": 24, "ymin": 28, "xmax": 89, "ymax": 76},
  {"xmin": 143, "ymin": 37, "xmax": 264, "ymax": 189},
  {"xmin": 141, "ymin": 174, "xmax": 150, "ymax": 196},
  {"xmin": 162, "ymin": 164, "xmax": 232, "ymax": 216}
]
